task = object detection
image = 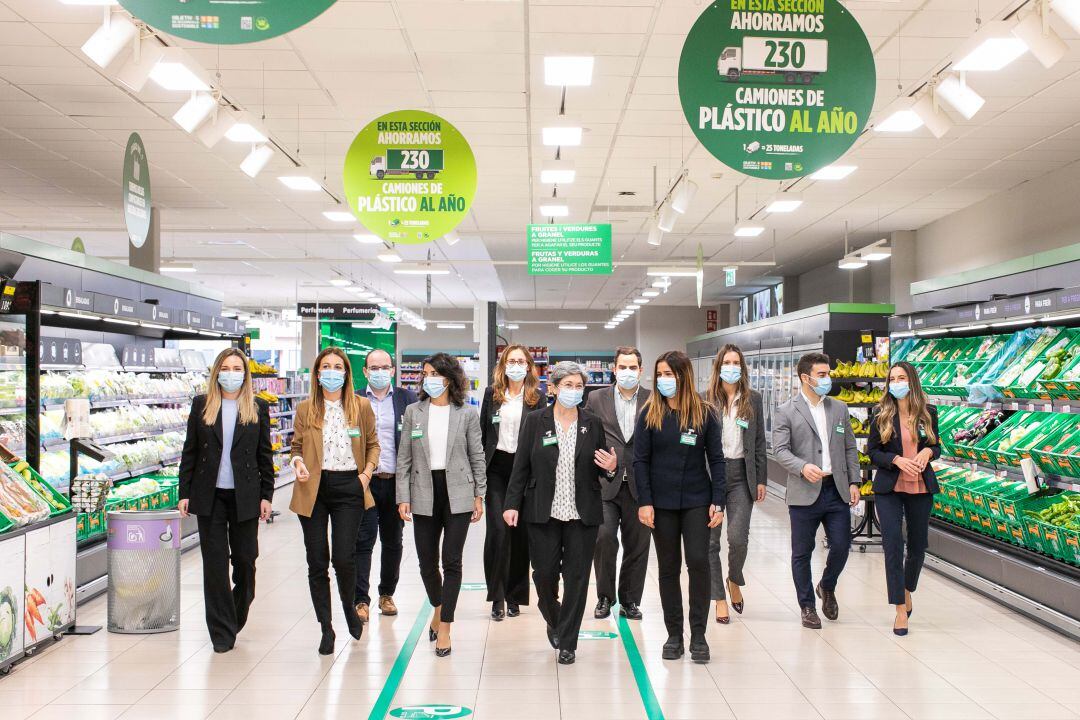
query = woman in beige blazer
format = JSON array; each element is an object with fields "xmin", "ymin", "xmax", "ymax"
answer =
[{"xmin": 290, "ymin": 347, "xmax": 380, "ymax": 655}]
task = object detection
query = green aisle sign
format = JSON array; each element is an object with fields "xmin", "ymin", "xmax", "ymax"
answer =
[
  {"xmin": 527, "ymin": 224, "xmax": 612, "ymax": 275},
  {"xmin": 123, "ymin": 132, "xmax": 151, "ymax": 249},
  {"xmin": 678, "ymin": 0, "xmax": 875, "ymax": 180},
  {"xmin": 118, "ymin": 1, "xmax": 336, "ymax": 44},
  {"xmin": 344, "ymin": 110, "xmax": 477, "ymax": 245}
]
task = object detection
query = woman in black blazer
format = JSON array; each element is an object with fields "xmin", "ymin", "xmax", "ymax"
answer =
[
  {"xmin": 504, "ymin": 361, "xmax": 617, "ymax": 665},
  {"xmin": 866, "ymin": 361, "xmax": 940, "ymax": 637},
  {"xmin": 480, "ymin": 344, "xmax": 545, "ymax": 620},
  {"xmin": 178, "ymin": 348, "xmax": 274, "ymax": 653},
  {"xmin": 634, "ymin": 350, "xmax": 725, "ymax": 664}
]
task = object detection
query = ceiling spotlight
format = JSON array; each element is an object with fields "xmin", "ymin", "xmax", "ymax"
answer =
[
  {"xmin": 734, "ymin": 222, "xmax": 765, "ymax": 238},
  {"xmin": 544, "ymin": 56, "xmax": 594, "ymax": 86},
  {"xmin": 173, "ymin": 91, "xmax": 217, "ymax": 133},
  {"xmin": 765, "ymin": 192, "xmax": 803, "ymax": 213},
  {"xmin": 838, "ymin": 256, "xmax": 868, "ymax": 270},
  {"xmin": 240, "ymin": 144, "xmax": 274, "ymax": 178},
  {"xmin": 323, "ymin": 210, "xmax": 356, "ymax": 222},
  {"xmin": 279, "ymin": 176, "xmax": 322, "ymax": 191},
  {"xmin": 542, "ymin": 126, "xmax": 583, "ymax": 146},
  {"xmin": 874, "ymin": 95, "xmax": 952, "ymax": 138},
  {"xmin": 354, "ymin": 234, "xmax": 383, "ymax": 244},
  {"xmin": 114, "ymin": 37, "xmax": 165, "ymax": 92},
  {"xmin": 953, "ymin": 20, "xmax": 1028, "ymax": 72},
  {"xmin": 936, "ymin": 74, "xmax": 985, "ymax": 120},
  {"xmin": 671, "ymin": 179, "xmax": 698, "ymax": 214},
  {"xmin": 810, "ymin": 165, "xmax": 857, "ymax": 181},
  {"xmin": 647, "ymin": 224, "xmax": 663, "ymax": 247},
  {"xmin": 540, "ymin": 204, "xmax": 569, "ymax": 217},
  {"xmin": 195, "ymin": 112, "xmax": 236, "ymax": 149},
  {"xmin": 657, "ymin": 205, "xmax": 678, "ymax": 232},
  {"xmin": 1012, "ymin": 11, "xmax": 1066, "ymax": 68},
  {"xmin": 81, "ymin": 13, "xmax": 138, "ymax": 68}
]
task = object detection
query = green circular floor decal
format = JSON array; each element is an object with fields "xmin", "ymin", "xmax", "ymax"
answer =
[
  {"xmin": 390, "ymin": 706, "xmax": 472, "ymax": 719},
  {"xmin": 678, "ymin": 0, "xmax": 876, "ymax": 180},
  {"xmin": 122, "ymin": 132, "xmax": 151, "ymax": 249},
  {"xmin": 578, "ymin": 630, "xmax": 618, "ymax": 640},
  {"xmin": 118, "ymin": 1, "xmax": 336, "ymax": 44},
  {"xmin": 343, "ymin": 110, "xmax": 477, "ymax": 245}
]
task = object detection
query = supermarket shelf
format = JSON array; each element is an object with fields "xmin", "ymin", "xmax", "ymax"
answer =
[
  {"xmin": 0, "ymin": 406, "xmax": 24, "ymax": 416},
  {"xmin": 831, "ymin": 377, "xmax": 887, "ymax": 384},
  {"xmin": 845, "ymin": 403, "xmax": 879, "ymax": 408},
  {"xmin": 42, "ymin": 397, "xmax": 194, "ymax": 410},
  {"xmin": 276, "ymin": 392, "xmax": 306, "ymax": 399},
  {"xmin": 939, "ymin": 455, "xmax": 1080, "ymax": 493},
  {"xmin": 274, "ymin": 466, "xmax": 295, "ymax": 489},
  {"xmin": 42, "ymin": 425, "xmax": 186, "ymax": 451},
  {"xmin": 270, "ymin": 410, "xmax": 295, "ymax": 418},
  {"xmin": 271, "ymin": 427, "xmax": 294, "ymax": 436}
]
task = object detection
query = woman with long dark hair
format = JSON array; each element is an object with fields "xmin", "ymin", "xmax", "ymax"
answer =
[
  {"xmin": 290, "ymin": 347, "xmax": 380, "ymax": 654},
  {"xmin": 480, "ymin": 344, "xmax": 544, "ymax": 620},
  {"xmin": 179, "ymin": 348, "xmax": 274, "ymax": 653},
  {"xmin": 398, "ymin": 353, "xmax": 486, "ymax": 657},
  {"xmin": 705, "ymin": 344, "xmax": 767, "ymax": 623},
  {"xmin": 866, "ymin": 361, "xmax": 940, "ymax": 636},
  {"xmin": 634, "ymin": 350, "xmax": 725, "ymax": 664}
]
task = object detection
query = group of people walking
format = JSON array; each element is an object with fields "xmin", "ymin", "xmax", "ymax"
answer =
[{"xmin": 177, "ymin": 340, "xmax": 941, "ymax": 662}]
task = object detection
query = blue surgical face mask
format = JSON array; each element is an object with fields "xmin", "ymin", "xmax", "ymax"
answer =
[
  {"xmin": 319, "ymin": 368, "xmax": 346, "ymax": 393},
  {"xmin": 720, "ymin": 366, "xmax": 742, "ymax": 384},
  {"xmin": 367, "ymin": 369, "xmax": 393, "ymax": 390},
  {"xmin": 810, "ymin": 376, "xmax": 832, "ymax": 397},
  {"xmin": 423, "ymin": 376, "xmax": 448, "ymax": 399},
  {"xmin": 505, "ymin": 364, "xmax": 528, "ymax": 383},
  {"xmin": 616, "ymin": 369, "xmax": 640, "ymax": 390},
  {"xmin": 889, "ymin": 382, "xmax": 910, "ymax": 400},
  {"xmin": 656, "ymin": 377, "xmax": 677, "ymax": 398},
  {"xmin": 217, "ymin": 371, "xmax": 244, "ymax": 393},
  {"xmin": 557, "ymin": 387, "xmax": 583, "ymax": 408}
]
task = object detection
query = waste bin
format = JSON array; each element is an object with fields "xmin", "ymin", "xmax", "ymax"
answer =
[{"xmin": 107, "ymin": 510, "xmax": 180, "ymax": 633}]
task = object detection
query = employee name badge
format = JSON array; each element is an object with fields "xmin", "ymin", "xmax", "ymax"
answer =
[
  {"xmin": 542, "ymin": 431, "xmax": 558, "ymax": 447},
  {"xmin": 411, "ymin": 424, "xmax": 424, "ymax": 439},
  {"xmin": 347, "ymin": 427, "xmax": 361, "ymax": 438},
  {"xmin": 835, "ymin": 423, "xmax": 846, "ymax": 435},
  {"xmin": 397, "ymin": 421, "xmax": 403, "ymax": 432},
  {"xmin": 680, "ymin": 430, "xmax": 698, "ymax": 446},
  {"xmin": 736, "ymin": 418, "xmax": 749, "ymax": 430},
  {"xmin": 492, "ymin": 413, "xmax": 501, "ymax": 425}
]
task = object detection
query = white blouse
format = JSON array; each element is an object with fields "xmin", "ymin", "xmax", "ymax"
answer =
[
  {"xmin": 322, "ymin": 400, "xmax": 357, "ymax": 471},
  {"xmin": 550, "ymin": 420, "xmax": 580, "ymax": 522},
  {"xmin": 495, "ymin": 391, "xmax": 524, "ymax": 454},
  {"xmin": 722, "ymin": 397, "xmax": 745, "ymax": 460},
  {"xmin": 427, "ymin": 403, "xmax": 451, "ymax": 471}
]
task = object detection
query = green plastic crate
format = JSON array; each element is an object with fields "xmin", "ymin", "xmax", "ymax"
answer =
[{"xmin": 10, "ymin": 462, "xmax": 71, "ymax": 517}]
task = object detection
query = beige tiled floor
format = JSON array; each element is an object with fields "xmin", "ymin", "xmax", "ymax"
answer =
[{"xmin": 3, "ymin": 486, "xmax": 1079, "ymax": 720}]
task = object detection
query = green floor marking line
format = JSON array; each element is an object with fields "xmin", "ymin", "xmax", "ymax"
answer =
[
  {"xmin": 614, "ymin": 605, "xmax": 665, "ymax": 720},
  {"xmin": 369, "ymin": 600, "xmax": 433, "ymax": 720}
]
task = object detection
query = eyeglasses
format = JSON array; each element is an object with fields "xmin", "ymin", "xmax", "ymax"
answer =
[
  {"xmin": 367, "ymin": 365, "xmax": 393, "ymax": 372},
  {"xmin": 506, "ymin": 360, "xmax": 529, "ymax": 366}
]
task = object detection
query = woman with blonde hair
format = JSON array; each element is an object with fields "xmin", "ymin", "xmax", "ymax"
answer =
[
  {"xmin": 480, "ymin": 344, "xmax": 545, "ymax": 620},
  {"xmin": 179, "ymin": 348, "xmax": 274, "ymax": 654},
  {"xmin": 866, "ymin": 361, "xmax": 940, "ymax": 636},
  {"xmin": 705, "ymin": 344, "xmax": 767, "ymax": 623},
  {"xmin": 634, "ymin": 350, "xmax": 725, "ymax": 663},
  {"xmin": 290, "ymin": 347, "xmax": 380, "ymax": 654}
]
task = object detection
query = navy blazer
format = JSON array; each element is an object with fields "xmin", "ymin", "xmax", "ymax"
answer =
[
  {"xmin": 633, "ymin": 407, "xmax": 726, "ymax": 510},
  {"xmin": 866, "ymin": 406, "xmax": 941, "ymax": 494}
]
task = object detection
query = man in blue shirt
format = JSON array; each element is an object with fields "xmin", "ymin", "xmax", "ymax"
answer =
[{"xmin": 354, "ymin": 349, "xmax": 417, "ymax": 622}]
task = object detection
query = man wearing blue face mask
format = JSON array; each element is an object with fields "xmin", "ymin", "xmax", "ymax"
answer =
[
  {"xmin": 772, "ymin": 352, "xmax": 861, "ymax": 630},
  {"xmin": 353, "ymin": 349, "xmax": 418, "ymax": 624},
  {"xmin": 585, "ymin": 346, "xmax": 652, "ymax": 621}
]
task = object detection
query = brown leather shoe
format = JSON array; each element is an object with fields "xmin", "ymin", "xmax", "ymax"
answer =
[
  {"xmin": 801, "ymin": 607, "xmax": 822, "ymax": 629},
  {"xmin": 379, "ymin": 595, "xmax": 399, "ymax": 616},
  {"xmin": 355, "ymin": 603, "xmax": 369, "ymax": 624}
]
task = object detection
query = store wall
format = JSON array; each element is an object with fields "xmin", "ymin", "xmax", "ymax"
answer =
[
  {"xmin": 635, "ymin": 305, "xmax": 713, "ymax": 381},
  {"xmin": 795, "ymin": 256, "xmax": 891, "ymax": 308}
]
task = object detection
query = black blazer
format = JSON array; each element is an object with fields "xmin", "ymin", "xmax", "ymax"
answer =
[
  {"xmin": 480, "ymin": 385, "xmax": 546, "ymax": 466},
  {"xmin": 584, "ymin": 385, "xmax": 651, "ymax": 502},
  {"xmin": 504, "ymin": 406, "xmax": 606, "ymax": 526},
  {"xmin": 178, "ymin": 395, "xmax": 275, "ymax": 522},
  {"xmin": 633, "ymin": 406, "xmax": 726, "ymax": 510},
  {"xmin": 866, "ymin": 406, "xmax": 941, "ymax": 494},
  {"xmin": 366, "ymin": 385, "xmax": 418, "ymax": 459}
]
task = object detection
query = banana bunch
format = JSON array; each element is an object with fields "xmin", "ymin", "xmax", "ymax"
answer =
[
  {"xmin": 248, "ymin": 359, "xmax": 277, "ymax": 376},
  {"xmin": 256, "ymin": 390, "xmax": 279, "ymax": 403},
  {"xmin": 859, "ymin": 479, "xmax": 874, "ymax": 496},
  {"xmin": 835, "ymin": 387, "xmax": 884, "ymax": 404},
  {"xmin": 849, "ymin": 416, "xmax": 867, "ymax": 435},
  {"xmin": 858, "ymin": 451, "xmax": 871, "ymax": 466},
  {"xmin": 831, "ymin": 361, "xmax": 889, "ymax": 379}
]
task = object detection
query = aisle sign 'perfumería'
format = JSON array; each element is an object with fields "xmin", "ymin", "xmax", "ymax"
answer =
[
  {"xmin": 123, "ymin": 132, "xmax": 151, "ymax": 249},
  {"xmin": 678, "ymin": 0, "xmax": 875, "ymax": 180},
  {"xmin": 344, "ymin": 110, "xmax": 477, "ymax": 245},
  {"xmin": 118, "ymin": 1, "xmax": 336, "ymax": 44},
  {"xmin": 527, "ymin": 224, "xmax": 613, "ymax": 276}
]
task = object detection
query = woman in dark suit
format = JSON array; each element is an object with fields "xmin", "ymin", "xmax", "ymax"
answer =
[
  {"xmin": 866, "ymin": 361, "xmax": 940, "ymax": 637},
  {"xmin": 504, "ymin": 361, "xmax": 617, "ymax": 665},
  {"xmin": 635, "ymin": 350, "xmax": 725, "ymax": 664},
  {"xmin": 178, "ymin": 348, "xmax": 274, "ymax": 654},
  {"xmin": 705, "ymin": 344, "xmax": 767, "ymax": 623},
  {"xmin": 480, "ymin": 344, "xmax": 545, "ymax": 621}
]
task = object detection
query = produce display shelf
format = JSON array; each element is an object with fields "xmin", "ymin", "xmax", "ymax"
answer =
[
  {"xmin": 277, "ymin": 393, "xmax": 306, "ymax": 399},
  {"xmin": 120, "ymin": 366, "xmax": 199, "ymax": 373},
  {"xmin": 846, "ymin": 403, "xmax": 878, "ymax": 408},
  {"xmin": 832, "ymin": 377, "xmax": 887, "ymax": 384},
  {"xmin": 272, "ymin": 427, "xmax": 294, "ymax": 436},
  {"xmin": 0, "ymin": 406, "xmax": 24, "ymax": 416},
  {"xmin": 41, "ymin": 425, "xmax": 187, "ymax": 451},
  {"xmin": 0, "ymin": 360, "xmax": 24, "ymax": 370},
  {"xmin": 42, "ymin": 396, "xmax": 193, "ymax": 410},
  {"xmin": 270, "ymin": 410, "xmax": 295, "ymax": 418}
]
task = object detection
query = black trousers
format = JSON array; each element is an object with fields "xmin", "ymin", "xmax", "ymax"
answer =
[
  {"xmin": 875, "ymin": 492, "xmax": 934, "ymax": 606},
  {"xmin": 196, "ymin": 489, "xmax": 259, "ymax": 650},
  {"xmin": 789, "ymin": 481, "xmax": 851, "ymax": 609},
  {"xmin": 593, "ymin": 481, "xmax": 650, "ymax": 606},
  {"xmin": 354, "ymin": 475, "xmax": 404, "ymax": 604},
  {"xmin": 413, "ymin": 470, "xmax": 472, "ymax": 623},
  {"xmin": 528, "ymin": 518, "xmax": 599, "ymax": 653},
  {"xmin": 483, "ymin": 450, "xmax": 531, "ymax": 605},
  {"xmin": 298, "ymin": 470, "xmax": 366, "ymax": 629},
  {"xmin": 652, "ymin": 505, "xmax": 711, "ymax": 639}
]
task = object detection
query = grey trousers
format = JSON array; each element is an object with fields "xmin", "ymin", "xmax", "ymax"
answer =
[{"xmin": 709, "ymin": 459, "xmax": 755, "ymax": 600}]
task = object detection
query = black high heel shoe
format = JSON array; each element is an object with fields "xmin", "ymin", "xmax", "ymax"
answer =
[
  {"xmin": 429, "ymin": 627, "xmax": 438, "ymax": 642},
  {"xmin": 727, "ymin": 579, "xmax": 745, "ymax": 615},
  {"xmin": 319, "ymin": 628, "xmax": 336, "ymax": 655},
  {"xmin": 435, "ymin": 643, "xmax": 452, "ymax": 657},
  {"xmin": 345, "ymin": 608, "xmax": 364, "ymax": 641}
]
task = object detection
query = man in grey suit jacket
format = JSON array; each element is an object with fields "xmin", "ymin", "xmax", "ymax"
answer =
[
  {"xmin": 772, "ymin": 352, "xmax": 861, "ymax": 630},
  {"xmin": 585, "ymin": 347, "xmax": 652, "ymax": 621}
]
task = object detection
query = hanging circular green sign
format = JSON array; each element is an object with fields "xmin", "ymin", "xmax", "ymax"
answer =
[
  {"xmin": 678, "ymin": 0, "xmax": 876, "ymax": 180},
  {"xmin": 343, "ymin": 110, "xmax": 477, "ymax": 245},
  {"xmin": 122, "ymin": 132, "xmax": 151, "ymax": 249},
  {"xmin": 390, "ymin": 706, "xmax": 473, "ymax": 720},
  {"xmin": 118, "ymin": 1, "xmax": 336, "ymax": 44}
]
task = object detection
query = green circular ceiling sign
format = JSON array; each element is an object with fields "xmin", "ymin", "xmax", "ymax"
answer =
[
  {"xmin": 678, "ymin": 0, "xmax": 876, "ymax": 180},
  {"xmin": 123, "ymin": 132, "xmax": 151, "ymax": 249},
  {"xmin": 344, "ymin": 110, "xmax": 477, "ymax": 245},
  {"xmin": 118, "ymin": 1, "xmax": 336, "ymax": 44}
]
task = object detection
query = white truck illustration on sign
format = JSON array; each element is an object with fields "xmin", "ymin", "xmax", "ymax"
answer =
[
  {"xmin": 718, "ymin": 37, "xmax": 828, "ymax": 84},
  {"xmin": 369, "ymin": 148, "xmax": 445, "ymax": 180}
]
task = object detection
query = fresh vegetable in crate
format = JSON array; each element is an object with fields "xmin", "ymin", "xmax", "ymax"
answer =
[
  {"xmin": 952, "ymin": 409, "xmax": 1005, "ymax": 444},
  {"xmin": 1025, "ymin": 494, "xmax": 1080, "ymax": 528},
  {"xmin": 0, "ymin": 463, "xmax": 50, "ymax": 526}
]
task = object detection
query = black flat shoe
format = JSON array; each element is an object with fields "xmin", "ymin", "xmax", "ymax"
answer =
[
  {"xmin": 491, "ymin": 601, "xmax": 506, "ymax": 622},
  {"xmin": 594, "ymin": 597, "xmax": 612, "ymax": 619},
  {"xmin": 546, "ymin": 624, "xmax": 559, "ymax": 650},
  {"xmin": 507, "ymin": 603, "xmax": 520, "ymax": 618},
  {"xmin": 318, "ymin": 629, "xmax": 335, "ymax": 656},
  {"xmin": 689, "ymin": 636, "xmax": 710, "ymax": 664},
  {"xmin": 619, "ymin": 603, "xmax": 642, "ymax": 621},
  {"xmin": 558, "ymin": 650, "xmax": 576, "ymax": 665},
  {"xmin": 662, "ymin": 636, "xmax": 684, "ymax": 660},
  {"xmin": 213, "ymin": 644, "xmax": 234, "ymax": 654}
]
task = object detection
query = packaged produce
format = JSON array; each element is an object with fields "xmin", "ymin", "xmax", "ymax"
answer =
[
  {"xmin": 992, "ymin": 327, "xmax": 1063, "ymax": 389},
  {"xmin": 951, "ymin": 409, "xmax": 1004, "ymax": 445},
  {"xmin": 0, "ymin": 463, "xmax": 50, "ymax": 526}
]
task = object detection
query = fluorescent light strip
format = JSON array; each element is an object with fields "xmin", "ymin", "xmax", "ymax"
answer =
[
  {"xmin": 139, "ymin": 322, "xmax": 170, "ymax": 330},
  {"xmin": 104, "ymin": 317, "xmax": 138, "ymax": 326},
  {"xmin": 953, "ymin": 324, "xmax": 988, "ymax": 331},
  {"xmin": 559, "ymin": 324, "xmax": 588, "ymax": 330},
  {"xmin": 436, "ymin": 323, "xmax": 467, "ymax": 329},
  {"xmin": 810, "ymin": 165, "xmax": 857, "ymax": 181},
  {"xmin": 990, "ymin": 318, "xmax": 1036, "ymax": 328},
  {"xmin": 354, "ymin": 234, "xmax": 383, "ymax": 245},
  {"xmin": 323, "ymin": 211, "xmax": 356, "ymax": 222},
  {"xmin": 916, "ymin": 328, "xmax": 950, "ymax": 336},
  {"xmin": 279, "ymin": 176, "xmax": 322, "ymax": 191}
]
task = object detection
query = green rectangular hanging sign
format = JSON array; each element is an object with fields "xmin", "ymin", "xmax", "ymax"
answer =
[{"xmin": 527, "ymin": 224, "xmax": 612, "ymax": 276}]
